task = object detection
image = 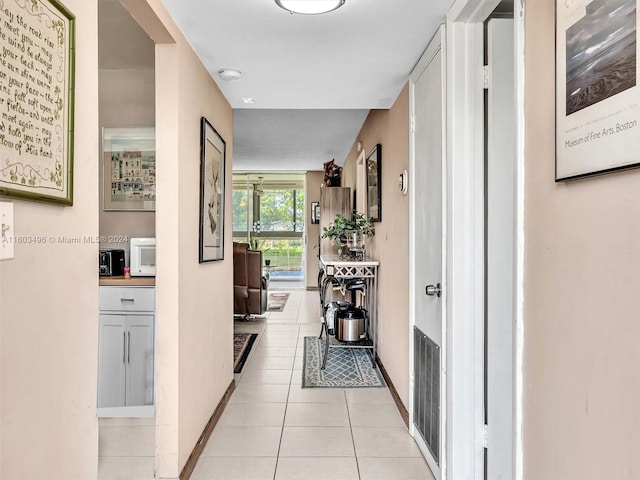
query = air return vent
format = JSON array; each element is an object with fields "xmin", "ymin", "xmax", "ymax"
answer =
[{"xmin": 413, "ymin": 326, "xmax": 440, "ymax": 464}]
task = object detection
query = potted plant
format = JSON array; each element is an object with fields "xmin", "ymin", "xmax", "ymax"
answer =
[
  {"xmin": 322, "ymin": 211, "xmax": 375, "ymax": 257},
  {"xmin": 249, "ymin": 232, "xmax": 266, "ymax": 250},
  {"xmin": 248, "ymin": 220, "xmax": 271, "ymax": 260}
]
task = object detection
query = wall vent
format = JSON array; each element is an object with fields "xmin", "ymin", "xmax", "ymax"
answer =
[{"xmin": 413, "ymin": 326, "xmax": 440, "ymax": 464}]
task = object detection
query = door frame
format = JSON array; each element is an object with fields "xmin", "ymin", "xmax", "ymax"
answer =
[
  {"xmin": 445, "ymin": 0, "xmax": 525, "ymax": 478},
  {"xmin": 408, "ymin": 24, "xmax": 447, "ymax": 480},
  {"xmin": 408, "ymin": 1, "xmax": 525, "ymax": 479}
]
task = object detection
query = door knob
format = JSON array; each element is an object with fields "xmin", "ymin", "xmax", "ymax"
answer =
[{"xmin": 425, "ymin": 283, "xmax": 442, "ymax": 297}]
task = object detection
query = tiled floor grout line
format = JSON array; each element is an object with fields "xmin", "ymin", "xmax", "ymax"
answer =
[
  {"xmin": 344, "ymin": 390, "xmax": 363, "ymax": 480},
  {"xmin": 270, "ymin": 324, "xmax": 299, "ymax": 480}
]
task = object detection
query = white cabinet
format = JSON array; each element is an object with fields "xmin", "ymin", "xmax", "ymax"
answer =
[{"xmin": 98, "ymin": 286, "xmax": 154, "ymax": 410}]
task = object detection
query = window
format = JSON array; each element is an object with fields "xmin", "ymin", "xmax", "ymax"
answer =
[
  {"xmin": 257, "ymin": 188, "xmax": 304, "ymax": 233},
  {"xmin": 232, "ymin": 188, "xmax": 251, "ymax": 233},
  {"xmin": 232, "ymin": 174, "xmax": 304, "ymax": 238},
  {"xmin": 232, "ymin": 173, "xmax": 305, "ymax": 279}
]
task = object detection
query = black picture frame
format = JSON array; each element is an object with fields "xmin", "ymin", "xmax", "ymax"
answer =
[
  {"xmin": 311, "ymin": 201, "xmax": 320, "ymax": 224},
  {"xmin": 366, "ymin": 144, "xmax": 382, "ymax": 222},
  {"xmin": 199, "ymin": 117, "xmax": 226, "ymax": 262}
]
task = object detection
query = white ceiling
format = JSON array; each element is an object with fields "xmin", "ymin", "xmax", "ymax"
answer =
[
  {"xmin": 155, "ymin": 0, "xmax": 451, "ymax": 170},
  {"xmin": 161, "ymin": 0, "xmax": 452, "ymax": 110},
  {"xmin": 232, "ymin": 109, "xmax": 369, "ymax": 171}
]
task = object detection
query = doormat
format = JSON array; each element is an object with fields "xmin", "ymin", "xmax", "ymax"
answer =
[
  {"xmin": 267, "ymin": 292, "xmax": 290, "ymax": 312},
  {"xmin": 302, "ymin": 336, "xmax": 386, "ymax": 388},
  {"xmin": 233, "ymin": 333, "xmax": 258, "ymax": 373}
]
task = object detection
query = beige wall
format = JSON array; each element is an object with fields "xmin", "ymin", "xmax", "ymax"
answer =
[
  {"xmin": 176, "ymin": 39, "xmax": 234, "ymax": 473},
  {"xmin": 523, "ymin": 3, "xmax": 640, "ymax": 478},
  {"xmin": 138, "ymin": 1, "xmax": 235, "ymax": 476},
  {"xmin": 305, "ymin": 171, "xmax": 324, "ymax": 289},
  {"xmin": 0, "ymin": 1, "xmax": 100, "ymax": 478},
  {"xmin": 342, "ymin": 85, "xmax": 410, "ymax": 406}
]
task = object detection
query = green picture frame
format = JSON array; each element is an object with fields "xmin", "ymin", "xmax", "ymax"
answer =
[{"xmin": 0, "ymin": 0, "xmax": 75, "ymax": 205}]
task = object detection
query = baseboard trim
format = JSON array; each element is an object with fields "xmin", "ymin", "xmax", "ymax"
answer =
[
  {"xmin": 179, "ymin": 379, "xmax": 236, "ymax": 480},
  {"xmin": 376, "ymin": 355, "xmax": 409, "ymax": 428}
]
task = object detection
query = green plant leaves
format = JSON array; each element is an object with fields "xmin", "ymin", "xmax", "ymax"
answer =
[{"xmin": 321, "ymin": 210, "xmax": 375, "ymax": 243}]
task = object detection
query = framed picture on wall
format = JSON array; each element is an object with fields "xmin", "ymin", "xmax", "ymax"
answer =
[
  {"xmin": 366, "ymin": 144, "xmax": 382, "ymax": 221},
  {"xmin": 102, "ymin": 128, "xmax": 156, "ymax": 211},
  {"xmin": 0, "ymin": 0, "xmax": 75, "ymax": 205},
  {"xmin": 556, "ymin": 0, "xmax": 640, "ymax": 181},
  {"xmin": 199, "ymin": 117, "xmax": 226, "ymax": 263}
]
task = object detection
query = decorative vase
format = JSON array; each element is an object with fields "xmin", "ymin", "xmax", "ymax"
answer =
[{"xmin": 347, "ymin": 232, "xmax": 365, "ymax": 260}]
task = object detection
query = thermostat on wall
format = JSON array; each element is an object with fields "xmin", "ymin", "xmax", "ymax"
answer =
[{"xmin": 399, "ymin": 170, "xmax": 408, "ymax": 195}]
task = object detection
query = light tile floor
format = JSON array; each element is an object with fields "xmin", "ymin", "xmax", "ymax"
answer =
[
  {"xmin": 98, "ymin": 417, "xmax": 155, "ymax": 480},
  {"xmin": 192, "ymin": 289, "xmax": 434, "ymax": 480},
  {"xmin": 98, "ymin": 289, "xmax": 434, "ymax": 480}
]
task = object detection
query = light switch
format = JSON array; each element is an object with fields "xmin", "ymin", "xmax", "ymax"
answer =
[{"xmin": 0, "ymin": 202, "xmax": 15, "ymax": 260}]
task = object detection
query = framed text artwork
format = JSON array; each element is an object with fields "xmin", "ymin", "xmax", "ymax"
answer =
[
  {"xmin": 0, "ymin": 0, "xmax": 75, "ymax": 205},
  {"xmin": 102, "ymin": 128, "xmax": 155, "ymax": 211},
  {"xmin": 556, "ymin": 0, "xmax": 640, "ymax": 181},
  {"xmin": 199, "ymin": 117, "xmax": 226, "ymax": 263}
]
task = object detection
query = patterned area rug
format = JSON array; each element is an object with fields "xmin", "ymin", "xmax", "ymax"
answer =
[
  {"xmin": 302, "ymin": 336, "xmax": 386, "ymax": 388},
  {"xmin": 233, "ymin": 333, "xmax": 258, "ymax": 373},
  {"xmin": 267, "ymin": 292, "xmax": 290, "ymax": 312}
]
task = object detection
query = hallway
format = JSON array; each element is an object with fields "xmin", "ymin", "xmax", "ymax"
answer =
[{"xmin": 191, "ymin": 289, "xmax": 433, "ymax": 480}]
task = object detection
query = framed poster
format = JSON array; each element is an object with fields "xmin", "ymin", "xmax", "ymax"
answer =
[
  {"xmin": 102, "ymin": 128, "xmax": 155, "ymax": 211},
  {"xmin": 0, "ymin": 0, "xmax": 75, "ymax": 205},
  {"xmin": 199, "ymin": 117, "xmax": 226, "ymax": 263},
  {"xmin": 556, "ymin": 0, "xmax": 639, "ymax": 181}
]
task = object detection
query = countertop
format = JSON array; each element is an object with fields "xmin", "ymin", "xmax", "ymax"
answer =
[
  {"xmin": 99, "ymin": 276, "xmax": 156, "ymax": 286},
  {"xmin": 319, "ymin": 255, "xmax": 379, "ymax": 266}
]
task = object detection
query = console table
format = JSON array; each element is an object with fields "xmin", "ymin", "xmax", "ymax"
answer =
[{"xmin": 318, "ymin": 255, "xmax": 379, "ymax": 369}]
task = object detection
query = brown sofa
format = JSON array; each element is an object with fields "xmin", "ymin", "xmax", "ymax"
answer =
[{"xmin": 233, "ymin": 242, "xmax": 268, "ymax": 316}]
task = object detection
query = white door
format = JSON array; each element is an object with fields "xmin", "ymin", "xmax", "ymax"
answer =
[
  {"xmin": 409, "ymin": 25, "xmax": 446, "ymax": 479},
  {"xmin": 486, "ymin": 17, "xmax": 515, "ymax": 480}
]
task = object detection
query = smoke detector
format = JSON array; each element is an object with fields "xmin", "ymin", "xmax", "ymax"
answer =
[{"xmin": 218, "ymin": 69, "xmax": 242, "ymax": 81}]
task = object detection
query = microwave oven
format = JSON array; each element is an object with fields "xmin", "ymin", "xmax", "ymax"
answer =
[{"xmin": 130, "ymin": 238, "xmax": 156, "ymax": 277}]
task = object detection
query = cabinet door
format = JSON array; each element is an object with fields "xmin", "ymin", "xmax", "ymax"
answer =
[
  {"xmin": 125, "ymin": 315, "xmax": 154, "ymax": 406},
  {"xmin": 97, "ymin": 314, "xmax": 126, "ymax": 408}
]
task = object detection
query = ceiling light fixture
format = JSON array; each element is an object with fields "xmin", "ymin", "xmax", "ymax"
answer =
[
  {"xmin": 275, "ymin": 0, "xmax": 345, "ymax": 15},
  {"xmin": 218, "ymin": 69, "xmax": 242, "ymax": 81}
]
